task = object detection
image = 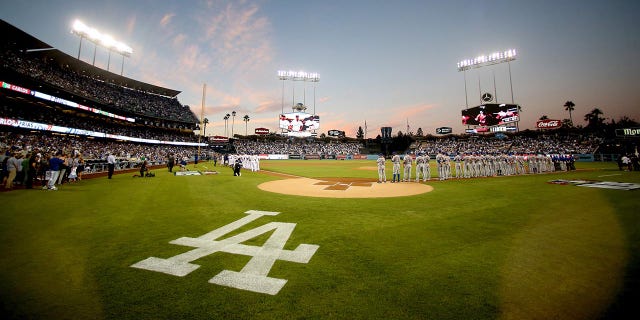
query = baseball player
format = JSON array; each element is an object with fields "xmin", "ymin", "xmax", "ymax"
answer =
[
  {"xmin": 391, "ymin": 152, "xmax": 401, "ymax": 183},
  {"xmin": 402, "ymin": 153, "xmax": 413, "ymax": 182},
  {"xmin": 436, "ymin": 151, "xmax": 445, "ymax": 180},
  {"xmin": 424, "ymin": 153, "xmax": 431, "ymax": 181},
  {"xmin": 443, "ymin": 154, "xmax": 452, "ymax": 180},
  {"xmin": 415, "ymin": 153, "xmax": 425, "ymax": 182},
  {"xmin": 376, "ymin": 154, "xmax": 386, "ymax": 183},
  {"xmin": 453, "ymin": 153, "xmax": 463, "ymax": 178}
]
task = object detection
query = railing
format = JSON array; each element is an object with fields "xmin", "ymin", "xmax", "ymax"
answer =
[{"xmin": 83, "ymin": 160, "xmax": 168, "ymax": 174}]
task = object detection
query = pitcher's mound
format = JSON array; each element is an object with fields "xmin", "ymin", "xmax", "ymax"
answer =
[{"xmin": 258, "ymin": 177, "xmax": 434, "ymax": 198}]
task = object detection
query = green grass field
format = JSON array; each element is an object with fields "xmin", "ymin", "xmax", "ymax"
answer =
[{"xmin": 1, "ymin": 160, "xmax": 639, "ymax": 319}]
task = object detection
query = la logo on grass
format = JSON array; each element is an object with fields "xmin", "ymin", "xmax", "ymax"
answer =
[{"xmin": 131, "ymin": 210, "xmax": 319, "ymax": 295}]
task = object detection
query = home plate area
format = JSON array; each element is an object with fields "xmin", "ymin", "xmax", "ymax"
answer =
[{"xmin": 314, "ymin": 179, "xmax": 373, "ymax": 190}]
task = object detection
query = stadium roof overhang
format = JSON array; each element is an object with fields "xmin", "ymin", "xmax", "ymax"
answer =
[{"xmin": 1, "ymin": 19, "xmax": 182, "ymax": 98}]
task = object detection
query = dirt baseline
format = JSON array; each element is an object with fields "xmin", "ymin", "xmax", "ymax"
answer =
[{"xmin": 257, "ymin": 175, "xmax": 434, "ymax": 198}]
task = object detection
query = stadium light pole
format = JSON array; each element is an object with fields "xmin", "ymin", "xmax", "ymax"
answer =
[
  {"xmin": 92, "ymin": 42, "xmax": 97, "ymax": 66},
  {"xmin": 76, "ymin": 34, "xmax": 84, "ymax": 59},
  {"xmin": 107, "ymin": 49, "xmax": 113, "ymax": 71},
  {"xmin": 243, "ymin": 115, "xmax": 250, "ymax": 136},
  {"xmin": 231, "ymin": 111, "xmax": 236, "ymax": 138},
  {"xmin": 278, "ymin": 71, "xmax": 287, "ymax": 114}
]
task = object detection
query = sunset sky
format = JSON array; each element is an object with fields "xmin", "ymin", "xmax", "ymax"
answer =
[{"xmin": 2, "ymin": 0, "xmax": 639, "ymax": 137}]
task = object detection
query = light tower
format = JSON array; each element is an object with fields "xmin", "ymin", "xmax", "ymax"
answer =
[
  {"xmin": 277, "ymin": 70, "xmax": 320, "ymax": 114},
  {"xmin": 457, "ymin": 49, "xmax": 519, "ymax": 132},
  {"xmin": 457, "ymin": 49, "xmax": 517, "ymax": 107},
  {"xmin": 71, "ymin": 19, "xmax": 133, "ymax": 75}
]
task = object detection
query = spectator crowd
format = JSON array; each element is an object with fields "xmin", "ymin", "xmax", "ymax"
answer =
[
  {"xmin": 2, "ymin": 48, "xmax": 198, "ymax": 124},
  {"xmin": 233, "ymin": 139, "xmax": 363, "ymax": 156}
]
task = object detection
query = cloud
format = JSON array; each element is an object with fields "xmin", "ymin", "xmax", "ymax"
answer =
[
  {"xmin": 198, "ymin": 2, "xmax": 273, "ymax": 75},
  {"xmin": 399, "ymin": 103, "xmax": 437, "ymax": 120},
  {"xmin": 255, "ymin": 100, "xmax": 282, "ymax": 113},
  {"xmin": 177, "ymin": 44, "xmax": 208, "ymax": 71},
  {"xmin": 125, "ymin": 1, "xmax": 279, "ymax": 129},
  {"xmin": 160, "ymin": 13, "xmax": 175, "ymax": 27},
  {"xmin": 172, "ymin": 33, "xmax": 187, "ymax": 47},
  {"xmin": 126, "ymin": 16, "xmax": 136, "ymax": 35}
]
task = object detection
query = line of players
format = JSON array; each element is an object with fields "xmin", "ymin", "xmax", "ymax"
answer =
[
  {"xmin": 225, "ymin": 154, "xmax": 261, "ymax": 173},
  {"xmin": 377, "ymin": 152, "xmax": 573, "ymax": 183}
]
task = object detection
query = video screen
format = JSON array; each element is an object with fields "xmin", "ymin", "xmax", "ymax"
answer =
[
  {"xmin": 279, "ymin": 112, "xmax": 320, "ymax": 132},
  {"xmin": 461, "ymin": 104, "xmax": 520, "ymax": 126}
]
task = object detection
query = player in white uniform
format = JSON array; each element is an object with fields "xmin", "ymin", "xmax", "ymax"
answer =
[
  {"xmin": 255, "ymin": 155, "xmax": 260, "ymax": 171},
  {"xmin": 391, "ymin": 152, "xmax": 401, "ymax": 183},
  {"xmin": 415, "ymin": 153, "xmax": 425, "ymax": 182},
  {"xmin": 376, "ymin": 154, "xmax": 386, "ymax": 183},
  {"xmin": 402, "ymin": 153, "xmax": 413, "ymax": 182},
  {"xmin": 453, "ymin": 153, "xmax": 463, "ymax": 178},
  {"xmin": 436, "ymin": 152, "xmax": 445, "ymax": 180},
  {"xmin": 443, "ymin": 154, "xmax": 452, "ymax": 180}
]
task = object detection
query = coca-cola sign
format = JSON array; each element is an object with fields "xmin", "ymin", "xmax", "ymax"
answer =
[{"xmin": 536, "ymin": 119, "xmax": 562, "ymax": 129}]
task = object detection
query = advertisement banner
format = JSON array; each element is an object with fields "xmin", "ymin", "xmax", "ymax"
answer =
[
  {"xmin": 436, "ymin": 127, "xmax": 452, "ymax": 134},
  {"xmin": 255, "ymin": 128, "xmax": 269, "ymax": 135},
  {"xmin": 267, "ymin": 154, "xmax": 289, "ymax": 160},
  {"xmin": 536, "ymin": 119, "xmax": 562, "ymax": 129}
]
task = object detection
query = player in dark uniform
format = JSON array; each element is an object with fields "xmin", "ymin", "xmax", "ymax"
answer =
[{"xmin": 233, "ymin": 157, "xmax": 243, "ymax": 176}]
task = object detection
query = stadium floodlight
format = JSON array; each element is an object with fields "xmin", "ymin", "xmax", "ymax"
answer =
[
  {"xmin": 456, "ymin": 49, "xmax": 516, "ymax": 72},
  {"xmin": 277, "ymin": 70, "xmax": 320, "ymax": 82},
  {"xmin": 71, "ymin": 19, "xmax": 133, "ymax": 74}
]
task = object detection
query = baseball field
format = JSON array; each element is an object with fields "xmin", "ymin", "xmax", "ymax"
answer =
[{"xmin": 1, "ymin": 159, "xmax": 639, "ymax": 319}]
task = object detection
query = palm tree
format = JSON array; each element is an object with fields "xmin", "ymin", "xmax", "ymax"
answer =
[
  {"xmin": 224, "ymin": 114, "xmax": 230, "ymax": 137},
  {"xmin": 243, "ymin": 115, "xmax": 250, "ymax": 136},
  {"xmin": 584, "ymin": 108, "xmax": 604, "ymax": 129},
  {"xmin": 203, "ymin": 118, "xmax": 209, "ymax": 137},
  {"xmin": 231, "ymin": 111, "xmax": 237, "ymax": 137},
  {"xmin": 564, "ymin": 101, "xmax": 575, "ymax": 126}
]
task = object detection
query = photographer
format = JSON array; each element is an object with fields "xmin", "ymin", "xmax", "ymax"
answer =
[{"xmin": 139, "ymin": 159, "xmax": 149, "ymax": 177}]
